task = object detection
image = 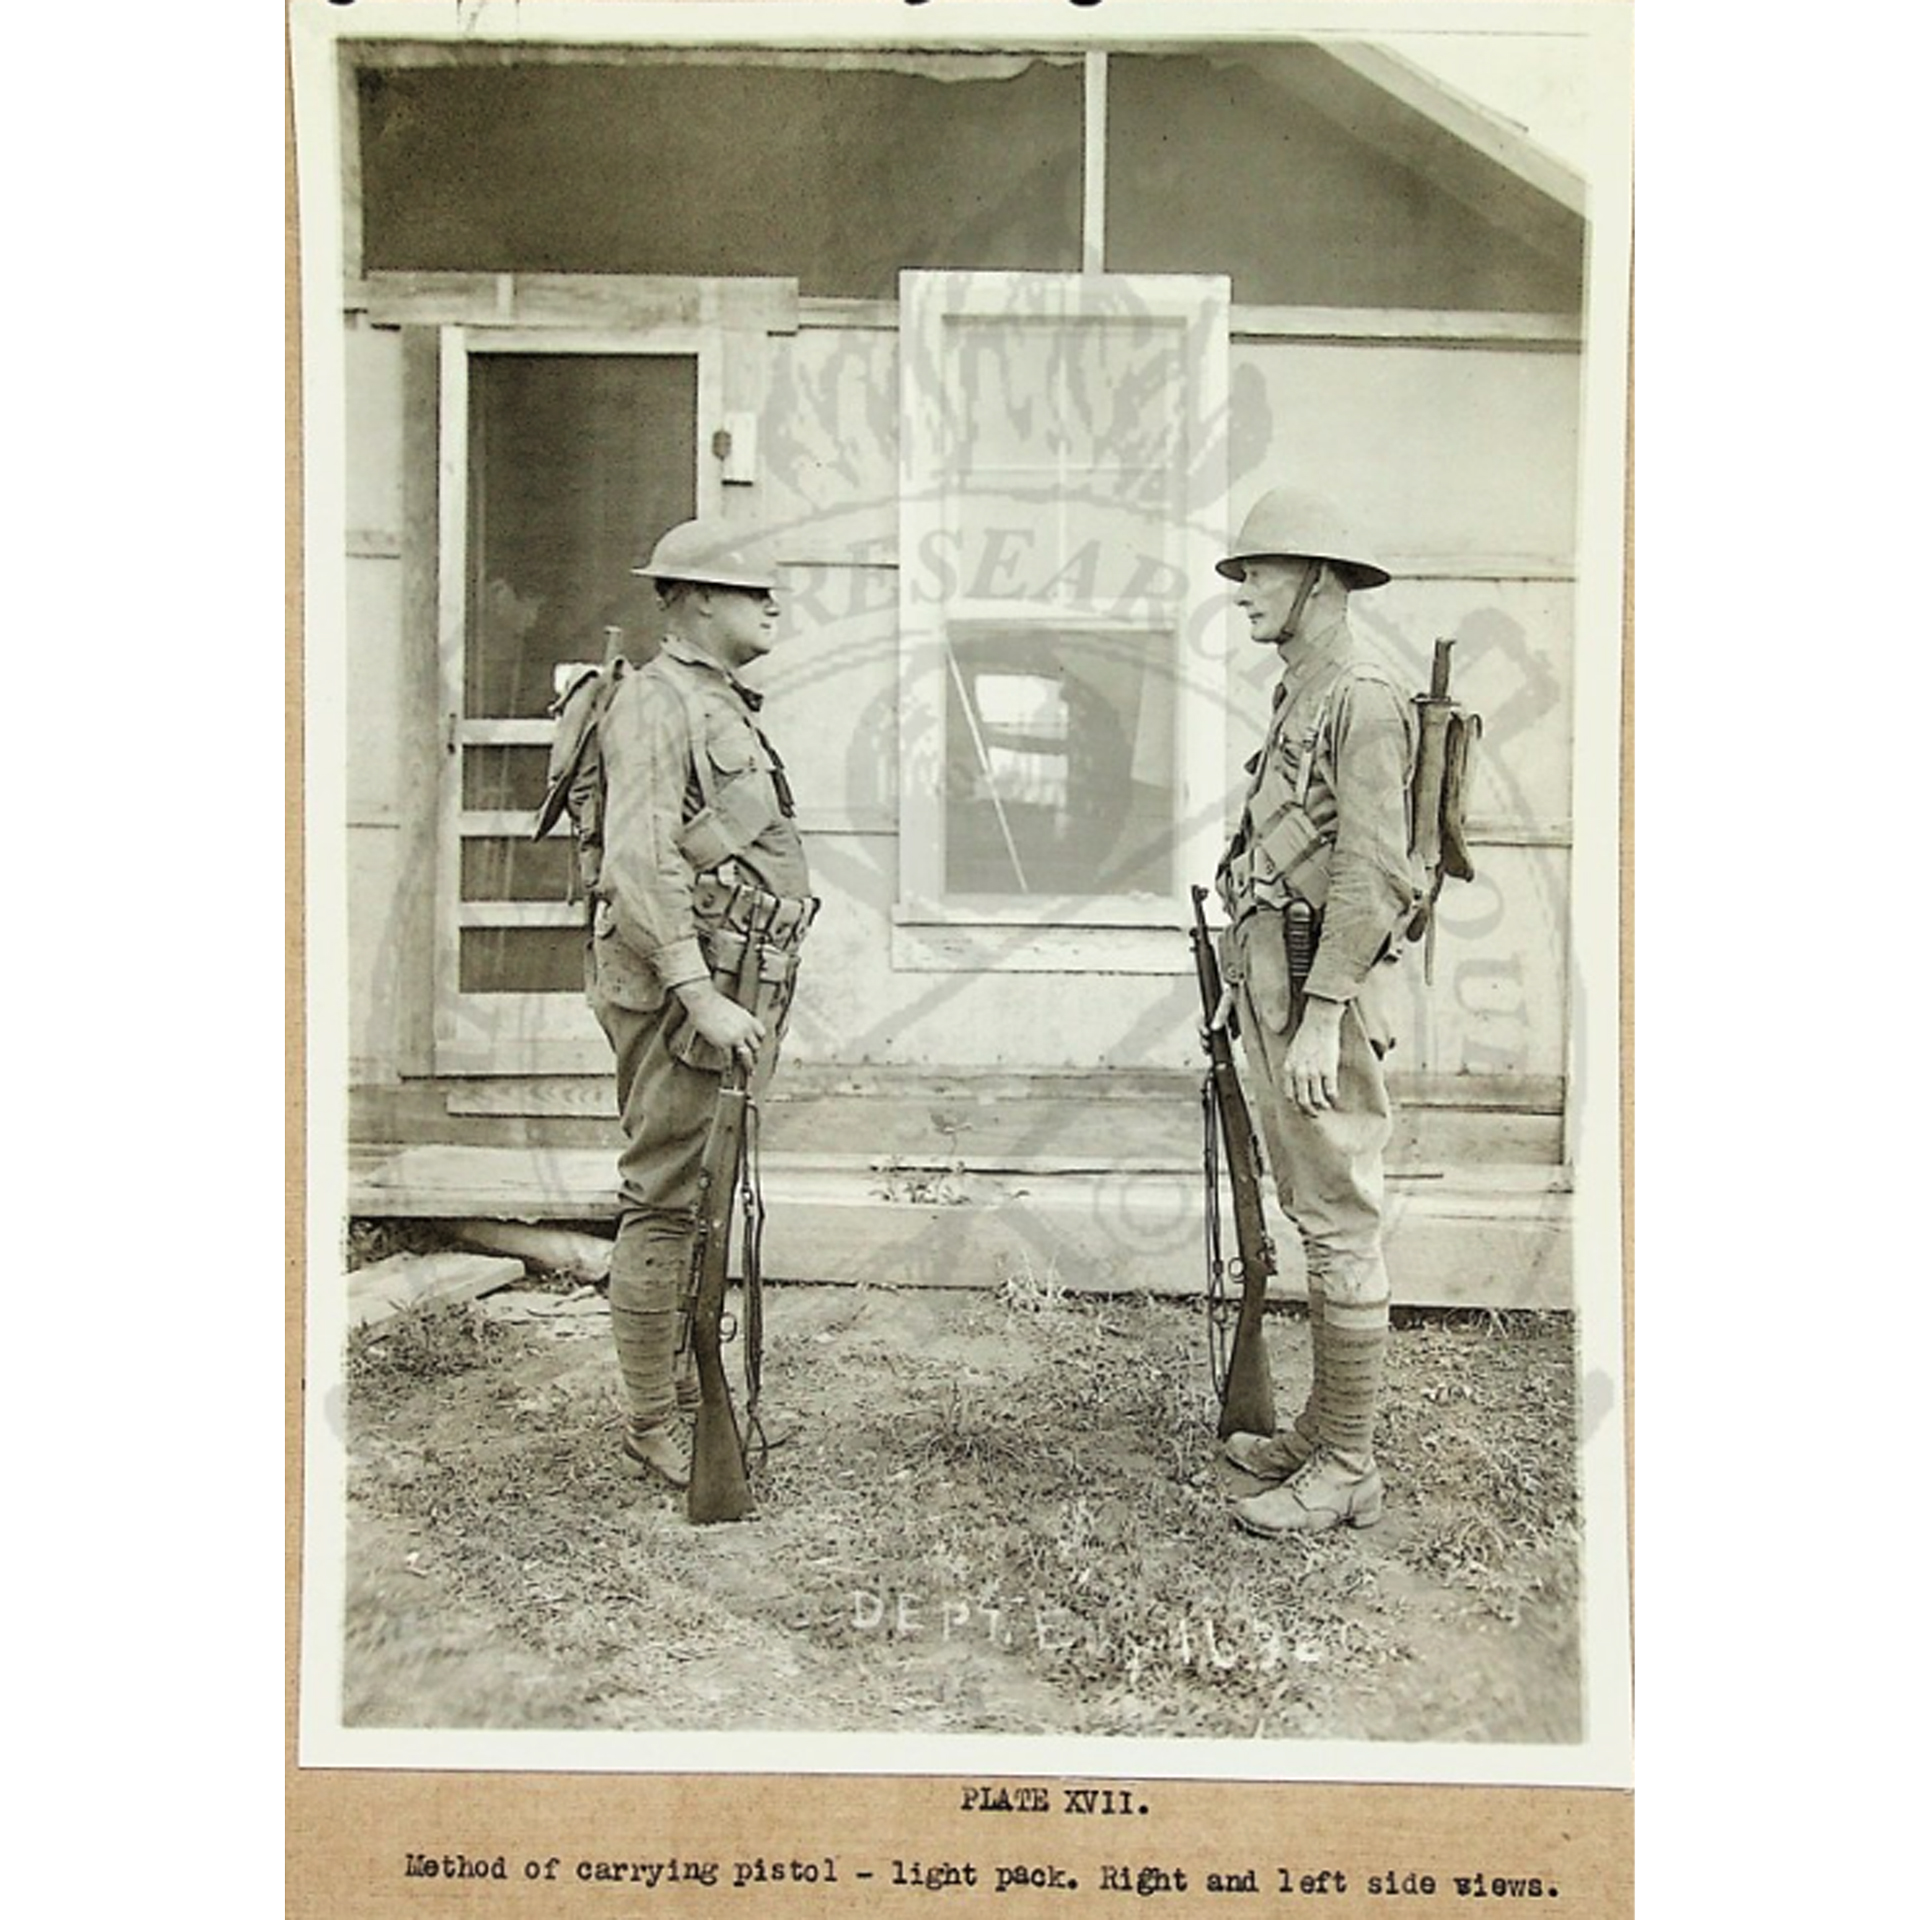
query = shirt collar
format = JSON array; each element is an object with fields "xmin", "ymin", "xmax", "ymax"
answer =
[
  {"xmin": 661, "ymin": 633, "xmax": 764, "ymax": 711},
  {"xmin": 1275, "ymin": 622, "xmax": 1354, "ymax": 700}
]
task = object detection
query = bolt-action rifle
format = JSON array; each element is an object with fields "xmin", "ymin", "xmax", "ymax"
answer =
[
  {"xmin": 683, "ymin": 899, "xmax": 778, "ymax": 1525},
  {"xmin": 684, "ymin": 1053, "xmax": 758, "ymax": 1524},
  {"xmin": 1189, "ymin": 886, "xmax": 1278, "ymax": 1441}
]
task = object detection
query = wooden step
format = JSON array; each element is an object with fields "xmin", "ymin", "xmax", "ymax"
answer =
[{"xmin": 347, "ymin": 1144, "xmax": 1573, "ymax": 1311}]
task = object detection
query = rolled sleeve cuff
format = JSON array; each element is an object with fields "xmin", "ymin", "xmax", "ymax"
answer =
[
  {"xmin": 651, "ymin": 937, "xmax": 710, "ymax": 992},
  {"xmin": 1302, "ymin": 963, "xmax": 1362, "ymax": 1004},
  {"xmin": 1304, "ymin": 926, "xmax": 1384, "ymax": 1003}
]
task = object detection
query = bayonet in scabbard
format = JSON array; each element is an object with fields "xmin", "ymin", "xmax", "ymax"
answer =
[
  {"xmin": 1405, "ymin": 637, "xmax": 1482, "ymax": 981},
  {"xmin": 1409, "ymin": 639, "xmax": 1457, "ymax": 888}
]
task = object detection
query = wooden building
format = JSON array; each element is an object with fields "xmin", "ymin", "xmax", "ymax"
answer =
[{"xmin": 332, "ymin": 36, "xmax": 1594, "ymax": 1307}]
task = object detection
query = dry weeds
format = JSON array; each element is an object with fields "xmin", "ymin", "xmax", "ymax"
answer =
[{"xmin": 343, "ymin": 1251, "xmax": 1582, "ymax": 1743}]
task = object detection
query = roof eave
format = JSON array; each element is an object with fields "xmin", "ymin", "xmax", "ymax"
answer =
[{"xmin": 1324, "ymin": 41, "xmax": 1588, "ymax": 219}]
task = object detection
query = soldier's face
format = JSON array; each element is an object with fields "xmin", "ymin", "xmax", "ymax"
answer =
[
  {"xmin": 704, "ymin": 585, "xmax": 781, "ymax": 667},
  {"xmin": 1234, "ymin": 558, "xmax": 1313, "ymax": 646}
]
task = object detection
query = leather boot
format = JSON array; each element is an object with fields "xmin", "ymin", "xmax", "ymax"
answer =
[
  {"xmin": 1230, "ymin": 1300, "xmax": 1388, "ymax": 1534},
  {"xmin": 623, "ymin": 1416, "xmax": 691, "ymax": 1489},
  {"xmin": 1222, "ymin": 1423, "xmax": 1317, "ymax": 1483},
  {"xmin": 1231, "ymin": 1449, "xmax": 1383, "ymax": 1534}
]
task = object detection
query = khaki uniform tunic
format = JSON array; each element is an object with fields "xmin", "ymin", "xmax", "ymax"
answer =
[
  {"xmin": 1220, "ymin": 627, "xmax": 1417, "ymax": 1309},
  {"xmin": 592, "ymin": 636, "xmax": 810, "ymax": 1011},
  {"xmin": 585, "ymin": 637, "xmax": 814, "ymax": 1427}
]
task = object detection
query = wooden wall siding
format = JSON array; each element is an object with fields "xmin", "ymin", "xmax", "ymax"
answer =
[
  {"xmin": 755, "ymin": 565, "xmax": 899, "ymax": 837},
  {"xmin": 756, "ymin": 328, "xmax": 899, "ymax": 566},
  {"xmin": 695, "ymin": 825, "xmax": 1566, "ymax": 1081},
  {"xmin": 751, "ymin": 320, "xmax": 1573, "ymax": 1085},
  {"xmin": 343, "ymin": 322, "xmax": 404, "ymax": 533},
  {"xmin": 352, "ymin": 272, "xmax": 801, "ymax": 338},
  {"xmin": 753, "ymin": 328, "xmax": 1577, "ymax": 843},
  {"xmin": 344, "ymin": 560, "xmax": 404, "ymax": 827},
  {"xmin": 341, "ymin": 321, "xmax": 444, "ymax": 1082},
  {"xmin": 1230, "ymin": 339, "xmax": 1581, "ymax": 572},
  {"xmin": 339, "ymin": 299, "xmax": 1582, "ymax": 1095},
  {"xmin": 343, "ymin": 321, "xmax": 409, "ymax": 1081},
  {"xmin": 1412, "ymin": 843, "xmax": 1570, "ymax": 1081},
  {"xmin": 347, "ymin": 824, "xmax": 411, "ymax": 1077},
  {"xmin": 343, "ymin": 319, "xmax": 405, "ymax": 829},
  {"xmin": 783, "ymin": 835, "xmax": 1205, "ymax": 1071},
  {"xmin": 393, "ymin": 328, "xmax": 446, "ymax": 1077}
]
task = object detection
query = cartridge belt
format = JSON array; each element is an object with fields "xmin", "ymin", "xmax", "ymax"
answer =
[
  {"xmin": 698, "ymin": 928, "xmax": 798, "ymax": 985},
  {"xmin": 1219, "ymin": 855, "xmax": 1405, "ymax": 979},
  {"xmin": 692, "ymin": 864, "xmax": 819, "ymax": 952}
]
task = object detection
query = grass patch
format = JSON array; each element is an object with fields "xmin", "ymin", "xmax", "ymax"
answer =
[
  {"xmin": 348, "ymin": 1300, "xmax": 519, "ymax": 1393},
  {"xmin": 746, "ymin": 1297, "xmax": 1414, "ymax": 1736},
  {"xmin": 344, "ymin": 1288, "xmax": 1586, "ymax": 1741}
]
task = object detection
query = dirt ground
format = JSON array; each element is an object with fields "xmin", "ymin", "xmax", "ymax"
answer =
[{"xmin": 339, "ymin": 1232, "xmax": 1584, "ymax": 1748}]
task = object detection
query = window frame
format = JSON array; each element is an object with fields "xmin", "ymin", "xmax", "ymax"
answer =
[{"xmin": 894, "ymin": 270, "xmax": 1231, "ymax": 973}]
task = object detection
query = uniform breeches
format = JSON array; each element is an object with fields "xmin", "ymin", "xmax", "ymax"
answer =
[
  {"xmin": 1233, "ymin": 987, "xmax": 1393, "ymax": 1309},
  {"xmin": 590, "ymin": 984, "xmax": 785, "ymax": 1423},
  {"xmin": 595, "ymin": 996, "xmax": 723, "ymax": 1228}
]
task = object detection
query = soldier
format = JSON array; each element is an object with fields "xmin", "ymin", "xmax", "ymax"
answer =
[
  {"xmin": 587, "ymin": 518, "xmax": 816, "ymax": 1491},
  {"xmin": 1212, "ymin": 488, "xmax": 1419, "ymax": 1535}
]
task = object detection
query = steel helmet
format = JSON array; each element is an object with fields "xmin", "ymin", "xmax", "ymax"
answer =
[
  {"xmin": 632, "ymin": 517, "xmax": 778, "ymax": 593},
  {"xmin": 1216, "ymin": 487, "xmax": 1390, "ymax": 590}
]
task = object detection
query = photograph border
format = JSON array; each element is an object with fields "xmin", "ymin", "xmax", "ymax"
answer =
[{"xmin": 290, "ymin": 0, "xmax": 1632, "ymax": 1801}]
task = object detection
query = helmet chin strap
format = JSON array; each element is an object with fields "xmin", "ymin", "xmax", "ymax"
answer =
[{"xmin": 1277, "ymin": 559, "xmax": 1323, "ymax": 646}]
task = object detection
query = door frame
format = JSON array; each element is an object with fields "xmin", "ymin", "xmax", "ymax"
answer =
[{"xmin": 431, "ymin": 323, "xmax": 719, "ymax": 1075}]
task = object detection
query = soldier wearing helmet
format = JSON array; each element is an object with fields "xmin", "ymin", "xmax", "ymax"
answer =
[
  {"xmin": 587, "ymin": 517, "xmax": 817, "ymax": 1491},
  {"xmin": 1212, "ymin": 486, "xmax": 1419, "ymax": 1535}
]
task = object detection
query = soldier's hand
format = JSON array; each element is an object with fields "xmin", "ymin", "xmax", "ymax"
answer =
[
  {"xmin": 676, "ymin": 980, "xmax": 768, "ymax": 1062},
  {"xmin": 1283, "ymin": 1000, "xmax": 1343, "ymax": 1113}
]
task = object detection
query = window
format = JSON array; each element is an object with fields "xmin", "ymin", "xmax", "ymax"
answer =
[
  {"xmin": 944, "ymin": 631, "xmax": 1175, "ymax": 898},
  {"xmin": 897, "ymin": 272, "xmax": 1229, "ymax": 965}
]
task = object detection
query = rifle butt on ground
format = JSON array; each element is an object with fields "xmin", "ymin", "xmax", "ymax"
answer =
[
  {"xmin": 687, "ymin": 1398, "xmax": 754, "ymax": 1525},
  {"xmin": 1216, "ymin": 1321, "xmax": 1278, "ymax": 1442}
]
